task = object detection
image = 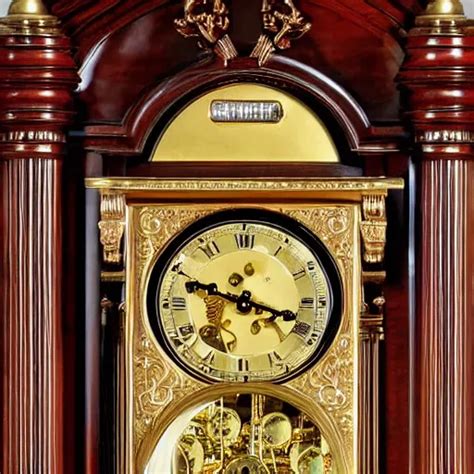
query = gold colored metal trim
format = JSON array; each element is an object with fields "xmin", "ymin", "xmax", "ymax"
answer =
[
  {"xmin": 92, "ymin": 177, "xmax": 404, "ymax": 474},
  {"xmin": 98, "ymin": 192, "xmax": 126, "ymax": 265},
  {"xmin": 250, "ymin": 34, "xmax": 275, "ymax": 66},
  {"xmin": 360, "ymin": 194, "xmax": 387, "ymax": 264},
  {"xmin": 126, "ymin": 202, "xmax": 360, "ymax": 473},
  {"xmin": 101, "ymin": 270, "xmax": 126, "ymax": 282},
  {"xmin": 261, "ymin": 0, "xmax": 311, "ymax": 50},
  {"xmin": 174, "ymin": 0, "xmax": 237, "ymax": 64},
  {"xmin": 8, "ymin": 0, "xmax": 48, "ymax": 15},
  {"xmin": 86, "ymin": 177, "xmax": 404, "ymax": 193},
  {"xmin": 362, "ymin": 271, "xmax": 386, "ymax": 284}
]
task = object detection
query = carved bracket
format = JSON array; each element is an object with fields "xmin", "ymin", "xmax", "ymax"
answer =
[
  {"xmin": 98, "ymin": 192, "xmax": 126, "ymax": 265},
  {"xmin": 251, "ymin": 0, "xmax": 311, "ymax": 66},
  {"xmin": 360, "ymin": 194, "xmax": 387, "ymax": 264},
  {"xmin": 174, "ymin": 0, "xmax": 237, "ymax": 65}
]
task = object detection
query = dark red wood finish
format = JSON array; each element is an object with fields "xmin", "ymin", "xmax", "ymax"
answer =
[
  {"xmin": 0, "ymin": 14, "xmax": 79, "ymax": 474},
  {"xmin": 65, "ymin": 2, "xmax": 414, "ymax": 473},
  {"xmin": 5, "ymin": 1, "xmax": 462, "ymax": 473},
  {"xmin": 398, "ymin": 14, "xmax": 474, "ymax": 474}
]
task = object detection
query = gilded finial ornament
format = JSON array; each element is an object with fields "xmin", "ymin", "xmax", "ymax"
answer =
[
  {"xmin": 175, "ymin": 0, "xmax": 238, "ymax": 65},
  {"xmin": 251, "ymin": 0, "xmax": 311, "ymax": 66},
  {"xmin": 416, "ymin": 0, "xmax": 467, "ymax": 28},
  {"xmin": 0, "ymin": 0, "xmax": 60, "ymax": 34},
  {"xmin": 8, "ymin": 0, "xmax": 48, "ymax": 15}
]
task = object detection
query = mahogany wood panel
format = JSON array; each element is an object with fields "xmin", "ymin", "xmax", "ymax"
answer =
[
  {"xmin": 59, "ymin": 0, "xmax": 422, "ymax": 131},
  {"xmin": 0, "ymin": 13, "xmax": 79, "ymax": 474}
]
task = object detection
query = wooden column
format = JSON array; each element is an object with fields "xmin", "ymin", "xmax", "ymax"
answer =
[
  {"xmin": 0, "ymin": 1, "xmax": 78, "ymax": 472},
  {"xmin": 398, "ymin": 1, "xmax": 473, "ymax": 472}
]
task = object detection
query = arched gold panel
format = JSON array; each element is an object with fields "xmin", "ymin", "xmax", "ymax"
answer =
[{"xmin": 151, "ymin": 84, "xmax": 340, "ymax": 163}]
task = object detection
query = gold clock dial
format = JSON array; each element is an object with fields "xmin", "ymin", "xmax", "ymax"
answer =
[{"xmin": 147, "ymin": 209, "xmax": 341, "ymax": 382}]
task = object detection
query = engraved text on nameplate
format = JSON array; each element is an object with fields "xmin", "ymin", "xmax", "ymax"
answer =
[{"xmin": 210, "ymin": 101, "xmax": 283, "ymax": 123}]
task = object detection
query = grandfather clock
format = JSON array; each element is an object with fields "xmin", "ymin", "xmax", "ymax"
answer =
[{"xmin": 0, "ymin": 1, "xmax": 472, "ymax": 474}]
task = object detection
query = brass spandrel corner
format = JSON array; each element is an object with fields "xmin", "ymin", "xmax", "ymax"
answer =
[
  {"xmin": 360, "ymin": 194, "xmax": 387, "ymax": 264},
  {"xmin": 251, "ymin": 0, "xmax": 311, "ymax": 65},
  {"xmin": 98, "ymin": 192, "xmax": 126, "ymax": 265},
  {"xmin": 174, "ymin": 0, "xmax": 237, "ymax": 64}
]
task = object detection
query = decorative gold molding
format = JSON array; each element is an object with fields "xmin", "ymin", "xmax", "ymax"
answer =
[
  {"xmin": 174, "ymin": 0, "xmax": 237, "ymax": 64},
  {"xmin": 250, "ymin": 34, "xmax": 276, "ymax": 66},
  {"xmin": 133, "ymin": 206, "xmax": 212, "ymax": 449},
  {"xmin": 360, "ymin": 194, "xmax": 387, "ymax": 264},
  {"xmin": 101, "ymin": 270, "xmax": 126, "ymax": 282},
  {"xmin": 0, "ymin": 130, "xmax": 64, "ymax": 142},
  {"xmin": 417, "ymin": 130, "xmax": 474, "ymax": 143},
  {"xmin": 98, "ymin": 192, "xmax": 126, "ymax": 265},
  {"xmin": 86, "ymin": 177, "xmax": 404, "ymax": 193},
  {"xmin": 251, "ymin": 0, "xmax": 311, "ymax": 65},
  {"xmin": 360, "ymin": 296, "xmax": 385, "ymax": 338},
  {"xmin": 262, "ymin": 0, "xmax": 311, "ymax": 49}
]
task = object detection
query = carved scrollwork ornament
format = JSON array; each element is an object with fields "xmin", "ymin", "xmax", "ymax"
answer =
[
  {"xmin": 98, "ymin": 192, "xmax": 126, "ymax": 265},
  {"xmin": 251, "ymin": 0, "xmax": 311, "ymax": 65},
  {"xmin": 174, "ymin": 0, "xmax": 237, "ymax": 64},
  {"xmin": 360, "ymin": 194, "xmax": 387, "ymax": 264}
]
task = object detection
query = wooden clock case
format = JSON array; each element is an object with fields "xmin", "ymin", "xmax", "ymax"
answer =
[{"xmin": 0, "ymin": 1, "xmax": 472, "ymax": 473}]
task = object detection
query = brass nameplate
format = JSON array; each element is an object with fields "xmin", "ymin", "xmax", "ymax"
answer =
[{"xmin": 210, "ymin": 100, "xmax": 283, "ymax": 122}]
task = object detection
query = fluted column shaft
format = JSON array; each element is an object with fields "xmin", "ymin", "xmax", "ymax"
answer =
[
  {"xmin": 418, "ymin": 159, "xmax": 473, "ymax": 472},
  {"xmin": 1, "ymin": 159, "xmax": 63, "ymax": 472},
  {"xmin": 0, "ymin": 5, "xmax": 79, "ymax": 473},
  {"xmin": 398, "ymin": 6, "xmax": 473, "ymax": 472}
]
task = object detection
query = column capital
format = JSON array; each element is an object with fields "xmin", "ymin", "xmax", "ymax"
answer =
[
  {"xmin": 0, "ymin": 1, "xmax": 79, "ymax": 160},
  {"xmin": 397, "ymin": 0, "xmax": 473, "ymax": 160}
]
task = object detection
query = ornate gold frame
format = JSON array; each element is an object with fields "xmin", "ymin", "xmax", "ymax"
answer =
[{"xmin": 86, "ymin": 177, "xmax": 403, "ymax": 474}]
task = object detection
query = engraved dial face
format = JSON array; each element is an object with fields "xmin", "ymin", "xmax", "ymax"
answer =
[{"xmin": 147, "ymin": 209, "xmax": 342, "ymax": 382}]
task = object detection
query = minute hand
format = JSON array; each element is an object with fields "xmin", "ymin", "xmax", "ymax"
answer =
[{"xmin": 185, "ymin": 281, "xmax": 296, "ymax": 321}]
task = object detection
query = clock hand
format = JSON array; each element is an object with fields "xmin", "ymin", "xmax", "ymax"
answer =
[{"xmin": 185, "ymin": 281, "xmax": 296, "ymax": 321}]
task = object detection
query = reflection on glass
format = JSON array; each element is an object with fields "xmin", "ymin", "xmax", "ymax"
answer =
[{"xmin": 146, "ymin": 394, "xmax": 333, "ymax": 474}]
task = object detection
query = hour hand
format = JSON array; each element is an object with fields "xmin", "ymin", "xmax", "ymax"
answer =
[
  {"xmin": 185, "ymin": 280, "xmax": 217, "ymax": 295},
  {"xmin": 185, "ymin": 280, "xmax": 238, "ymax": 304}
]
